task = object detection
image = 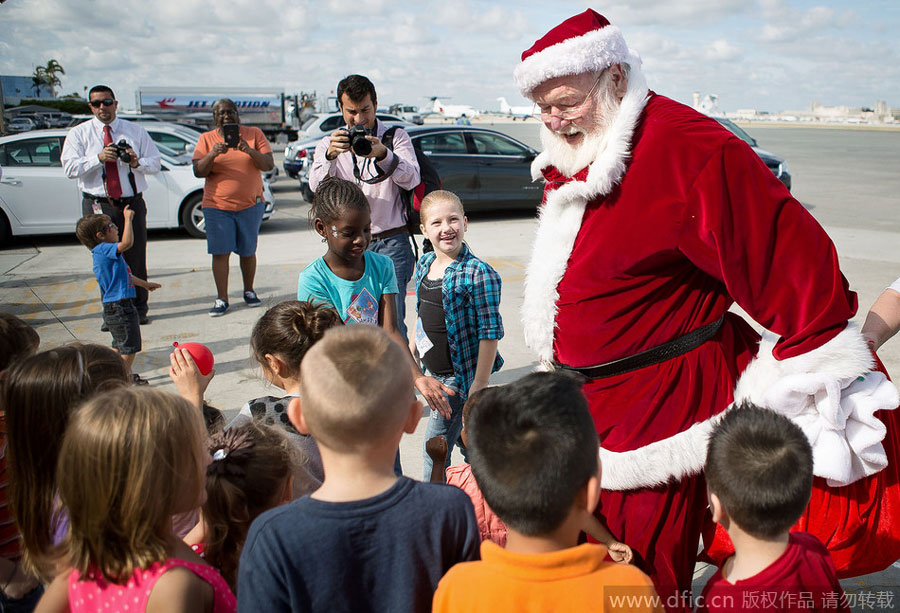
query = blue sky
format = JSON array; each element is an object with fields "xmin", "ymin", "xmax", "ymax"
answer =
[{"xmin": 1, "ymin": 0, "xmax": 898, "ymax": 114}]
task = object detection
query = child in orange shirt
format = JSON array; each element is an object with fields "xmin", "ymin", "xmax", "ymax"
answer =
[
  {"xmin": 432, "ymin": 372, "xmax": 660, "ymax": 613},
  {"xmin": 427, "ymin": 388, "xmax": 633, "ymax": 561}
]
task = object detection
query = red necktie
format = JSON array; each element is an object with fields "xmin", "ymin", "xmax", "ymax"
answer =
[{"xmin": 103, "ymin": 125, "xmax": 123, "ymax": 200}]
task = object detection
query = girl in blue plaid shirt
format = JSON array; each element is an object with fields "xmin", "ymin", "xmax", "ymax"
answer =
[{"xmin": 414, "ymin": 191, "xmax": 504, "ymax": 480}]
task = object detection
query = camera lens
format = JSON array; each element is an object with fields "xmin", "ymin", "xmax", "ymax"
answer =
[
  {"xmin": 348, "ymin": 126, "xmax": 372, "ymax": 156},
  {"xmin": 351, "ymin": 137, "xmax": 372, "ymax": 156}
]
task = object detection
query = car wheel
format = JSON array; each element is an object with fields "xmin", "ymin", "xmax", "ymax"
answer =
[
  {"xmin": 180, "ymin": 193, "xmax": 206, "ymax": 239},
  {"xmin": 0, "ymin": 210, "xmax": 11, "ymax": 247}
]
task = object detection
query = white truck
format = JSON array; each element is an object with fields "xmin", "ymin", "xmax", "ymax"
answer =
[{"xmin": 136, "ymin": 87, "xmax": 316, "ymax": 140}]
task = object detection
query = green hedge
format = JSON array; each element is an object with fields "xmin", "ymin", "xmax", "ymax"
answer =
[{"xmin": 5, "ymin": 99, "xmax": 90, "ymax": 114}]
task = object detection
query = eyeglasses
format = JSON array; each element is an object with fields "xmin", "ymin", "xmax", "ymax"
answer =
[
  {"xmin": 89, "ymin": 99, "xmax": 116, "ymax": 108},
  {"xmin": 537, "ymin": 77, "xmax": 603, "ymax": 121},
  {"xmin": 214, "ymin": 108, "xmax": 237, "ymax": 116},
  {"xmin": 106, "ymin": 221, "xmax": 117, "ymax": 231}
]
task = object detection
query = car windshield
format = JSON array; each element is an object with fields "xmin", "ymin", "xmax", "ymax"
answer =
[
  {"xmin": 157, "ymin": 143, "xmax": 191, "ymax": 165},
  {"xmin": 714, "ymin": 118, "xmax": 758, "ymax": 147}
]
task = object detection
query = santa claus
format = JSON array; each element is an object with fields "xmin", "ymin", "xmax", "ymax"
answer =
[{"xmin": 516, "ymin": 9, "xmax": 900, "ymax": 610}]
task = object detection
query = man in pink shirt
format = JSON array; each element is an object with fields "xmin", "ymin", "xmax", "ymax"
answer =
[{"xmin": 308, "ymin": 75, "xmax": 420, "ymax": 339}]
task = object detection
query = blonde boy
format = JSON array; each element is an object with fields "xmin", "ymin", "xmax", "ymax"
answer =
[
  {"xmin": 415, "ymin": 190, "xmax": 503, "ymax": 479},
  {"xmin": 237, "ymin": 326, "xmax": 479, "ymax": 613}
]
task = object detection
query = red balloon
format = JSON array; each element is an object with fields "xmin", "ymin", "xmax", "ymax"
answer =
[{"xmin": 172, "ymin": 342, "xmax": 214, "ymax": 376}]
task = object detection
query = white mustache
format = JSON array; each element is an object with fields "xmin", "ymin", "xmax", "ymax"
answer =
[{"xmin": 554, "ymin": 125, "xmax": 585, "ymax": 137}]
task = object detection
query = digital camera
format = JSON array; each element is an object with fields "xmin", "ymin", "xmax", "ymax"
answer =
[
  {"xmin": 347, "ymin": 125, "xmax": 372, "ymax": 156},
  {"xmin": 112, "ymin": 139, "xmax": 132, "ymax": 164}
]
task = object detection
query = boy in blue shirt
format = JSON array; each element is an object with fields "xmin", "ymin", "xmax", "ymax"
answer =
[
  {"xmin": 76, "ymin": 207, "xmax": 160, "ymax": 383},
  {"xmin": 415, "ymin": 190, "xmax": 503, "ymax": 479},
  {"xmin": 238, "ymin": 325, "xmax": 479, "ymax": 613}
]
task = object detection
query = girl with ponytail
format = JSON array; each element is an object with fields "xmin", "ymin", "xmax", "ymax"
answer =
[
  {"xmin": 227, "ymin": 300, "xmax": 342, "ymax": 492},
  {"xmin": 184, "ymin": 421, "xmax": 296, "ymax": 592}
]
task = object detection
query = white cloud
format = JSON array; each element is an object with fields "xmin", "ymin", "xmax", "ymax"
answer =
[
  {"xmin": 603, "ymin": 0, "xmax": 749, "ymax": 27},
  {"xmin": 705, "ymin": 39, "xmax": 740, "ymax": 61},
  {"xmin": 0, "ymin": 0, "xmax": 896, "ymax": 114}
]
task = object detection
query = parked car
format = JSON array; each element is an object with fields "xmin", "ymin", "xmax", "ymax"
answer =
[
  {"xmin": 6, "ymin": 118, "xmax": 36, "ymax": 134},
  {"xmin": 138, "ymin": 121, "xmax": 277, "ymax": 183},
  {"xmin": 713, "ymin": 117, "xmax": 791, "ymax": 191},
  {"xmin": 388, "ymin": 104, "xmax": 424, "ymax": 125},
  {"xmin": 140, "ymin": 121, "xmax": 201, "ymax": 155},
  {"xmin": 295, "ymin": 125, "xmax": 543, "ymax": 211},
  {"xmin": 0, "ymin": 129, "xmax": 274, "ymax": 244}
]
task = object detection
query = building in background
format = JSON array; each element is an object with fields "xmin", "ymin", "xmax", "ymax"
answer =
[{"xmin": 1, "ymin": 75, "xmax": 55, "ymax": 106}]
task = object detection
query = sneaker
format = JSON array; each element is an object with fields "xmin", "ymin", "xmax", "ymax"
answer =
[
  {"xmin": 100, "ymin": 321, "xmax": 109, "ymax": 332},
  {"xmin": 139, "ymin": 314, "xmax": 150, "ymax": 325},
  {"xmin": 243, "ymin": 290, "xmax": 262, "ymax": 307},
  {"xmin": 131, "ymin": 373, "xmax": 149, "ymax": 386},
  {"xmin": 209, "ymin": 299, "xmax": 229, "ymax": 317}
]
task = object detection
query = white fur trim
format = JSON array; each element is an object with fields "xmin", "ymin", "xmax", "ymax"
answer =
[
  {"xmin": 521, "ymin": 62, "xmax": 649, "ymax": 363},
  {"xmin": 600, "ymin": 413, "xmax": 727, "ymax": 490},
  {"xmin": 515, "ymin": 26, "xmax": 630, "ymax": 96},
  {"xmin": 734, "ymin": 323, "xmax": 899, "ymax": 486},
  {"xmin": 733, "ymin": 323, "xmax": 874, "ymax": 403},
  {"xmin": 595, "ymin": 324, "xmax": 899, "ymax": 491}
]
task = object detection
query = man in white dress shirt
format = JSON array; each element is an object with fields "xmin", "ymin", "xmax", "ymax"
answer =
[{"xmin": 62, "ymin": 85, "xmax": 161, "ymax": 323}]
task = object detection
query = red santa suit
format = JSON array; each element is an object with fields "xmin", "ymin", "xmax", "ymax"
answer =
[{"xmin": 516, "ymin": 9, "xmax": 900, "ymax": 612}]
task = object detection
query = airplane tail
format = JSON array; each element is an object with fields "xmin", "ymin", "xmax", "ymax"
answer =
[{"xmin": 497, "ymin": 97, "xmax": 511, "ymax": 114}]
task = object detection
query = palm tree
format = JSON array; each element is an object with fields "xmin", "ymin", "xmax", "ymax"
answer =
[
  {"xmin": 31, "ymin": 59, "xmax": 65, "ymax": 96},
  {"xmin": 42, "ymin": 59, "xmax": 65, "ymax": 88}
]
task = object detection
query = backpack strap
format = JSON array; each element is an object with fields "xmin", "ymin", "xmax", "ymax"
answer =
[
  {"xmin": 382, "ymin": 126, "xmax": 399, "ymax": 150},
  {"xmin": 380, "ymin": 126, "xmax": 418, "ymax": 259}
]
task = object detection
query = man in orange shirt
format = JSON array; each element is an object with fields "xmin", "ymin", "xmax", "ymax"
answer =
[
  {"xmin": 193, "ymin": 98, "xmax": 274, "ymax": 316},
  {"xmin": 433, "ymin": 373, "xmax": 662, "ymax": 613}
]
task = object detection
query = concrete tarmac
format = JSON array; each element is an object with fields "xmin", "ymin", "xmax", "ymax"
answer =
[{"xmin": 1, "ymin": 124, "xmax": 899, "ymax": 607}]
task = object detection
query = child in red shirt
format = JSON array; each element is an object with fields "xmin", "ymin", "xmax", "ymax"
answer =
[{"xmin": 699, "ymin": 404, "xmax": 849, "ymax": 612}]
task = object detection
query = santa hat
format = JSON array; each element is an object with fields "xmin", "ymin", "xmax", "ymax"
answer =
[{"xmin": 514, "ymin": 9, "xmax": 638, "ymax": 97}]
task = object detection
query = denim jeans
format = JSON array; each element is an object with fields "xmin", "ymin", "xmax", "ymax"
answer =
[
  {"xmin": 422, "ymin": 373, "xmax": 466, "ymax": 481},
  {"xmin": 369, "ymin": 232, "xmax": 415, "ymax": 340}
]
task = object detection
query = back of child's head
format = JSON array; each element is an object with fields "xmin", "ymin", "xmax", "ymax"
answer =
[
  {"xmin": 420, "ymin": 190, "xmax": 465, "ymax": 224},
  {"xmin": 203, "ymin": 402, "xmax": 226, "ymax": 435},
  {"xmin": 467, "ymin": 372, "xmax": 598, "ymax": 536},
  {"xmin": 75, "ymin": 213, "xmax": 110, "ymax": 249},
  {"xmin": 202, "ymin": 421, "xmax": 298, "ymax": 591},
  {"xmin": 1, "ymin": 342, "xmax": 130, "ymax": 579},
  {"xmin": 309, "ymin": 176, "xmax": 369, "ymax": 226},
  {"xmin": 251, "ymin": 300, "xmax": 343, "ymax": 379},
  {"xmin": 705, "ymin": 402, "xmax": 813, "ymax": 540},
  {"xmin": 0, "ymin": 312, "xmax": 40, "ymax": 374},
  {"xmin": 299, "ymin": 325, "xmax": 413, "ymax": 451},
  {"xmin": 57, "ymin": 387, "xmax": 207, "ymax": 584}
]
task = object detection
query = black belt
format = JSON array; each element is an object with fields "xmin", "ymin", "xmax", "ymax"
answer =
[
  {"xmin": 553, "ymin": 316, "xmax": 725, "ymax": 380},
  {"xmin": 83, "ymin": 192, "xmax": 142, "ymax": 205},
  {"xmin": 372, "ymin": 226, "xmax": 409, "ymax": 241}
]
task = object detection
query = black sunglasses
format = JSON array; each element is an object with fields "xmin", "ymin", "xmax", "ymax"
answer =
[{"xmin": 89, "ymin": 99, "xmax": 116, "ymax": 108}]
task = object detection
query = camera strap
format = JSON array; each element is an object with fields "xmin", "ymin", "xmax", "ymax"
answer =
[
  {"xmin": 350, "ymin": 120, "xmax": 399, "ymax": 185},
  {"xmin": 100, "ymin": 161, "xmax": 138, "ymax": 201}
]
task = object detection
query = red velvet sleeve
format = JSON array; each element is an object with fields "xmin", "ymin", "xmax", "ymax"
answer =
[{"xmin": 677, "ymin": 138, "xmax": 857, "ymax": 360}]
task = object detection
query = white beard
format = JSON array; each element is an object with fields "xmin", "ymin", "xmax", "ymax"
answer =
[
  {"xmin": 539, "ymin": 124, "xmax": 610, "ymax": 178},
  {"xmin": 537, "ymin": 83, "xmax": 623, "ymax": 178}
]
